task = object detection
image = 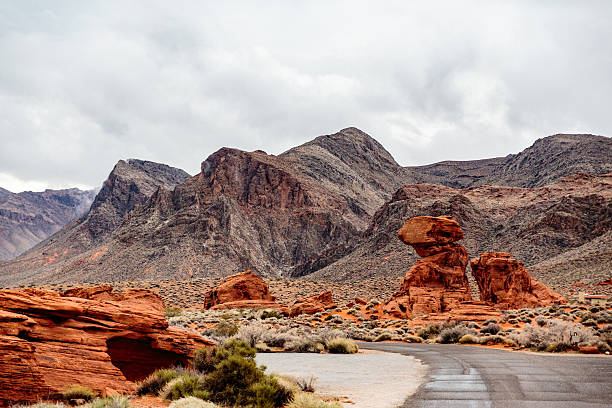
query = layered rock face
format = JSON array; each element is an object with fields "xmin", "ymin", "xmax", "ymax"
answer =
[
  {"xmin": 289, "ymin": 291, "xmax": 337, "ymax": 317},
  {"xmin": 470, "ymin": 252, "xmax": 567, "ymax": 309},
  {"xmin": 0, "ymin": 286, "xmax": 212, "ymax": 406},
  {"xmin": 384, "ymin": 216, "xmax": 472, "ymax": 318},
  {"xmin": 203, "ymin": 270, "xmax": 280, "ymax": 310}
]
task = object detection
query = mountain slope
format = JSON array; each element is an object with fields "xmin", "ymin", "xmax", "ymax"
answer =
[
  {"xmin": 0, "ymin": 129, "xmax": 408, "ymax": 285},
  {"xmin": 0, "ymin": 188, "xmax": 96, "ymax": 261},
  {"xmin": 407, "ymin": 134, "xmax": 612, "ymax": 188},
  {"xmin": 0, "ymin": 159, "xmax": 190, "ymax": 283},
  {"xmin": 308, "ymin": 173, "xmax": 612, "ymax": 293}
]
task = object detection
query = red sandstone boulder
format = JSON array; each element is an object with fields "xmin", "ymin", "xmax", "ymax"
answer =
[
  {"xmin": 289, "ymin": 291, "xmax": 337, "ymax": 317},
  {"xmin": 0, "ymin": 286, "xmax": 212, "ymax": 407},
  {"xmin": 470, "ymin": 252, "xmax": 567, "ymax": 309},
  {"xmin": 596, "ymin": 278, "xmax": 612, "ymax": 286},
  {"xmin": 203, "ymin": 270, "xmax": 278, "ymax": 309},
  {"xmin": 384, "ymin": 216, "xmax": 472, "ymax": 319}
]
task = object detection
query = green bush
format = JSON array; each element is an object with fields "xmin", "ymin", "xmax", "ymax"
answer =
[
  {"xmin": 168, "ymin": 397, "xmax": 219, "ymax": 408},
  {"xmin": 204, "ymin": 354, "xmax": 263, "ymax": 405},
  {"xmin": 14, "ymin": 404, "xmax": 67, "ymax": 408},
  {"xmin": 287, "ymin": 393, "xmax": 342, "ymax": 408},
  {"xmin": 325, "ymin": 337, "xmax": 358, "ymax": 354},
  {"xmin": 417, "ymin": 324, "xmax": 440, "ymax": 339},
  {"xmin": 214, "ymin": 319, "xmax": 239, "ymax": 337},
  {"xmin": 250, "ymin": 375, "xmax": 294, "ymax": 408},
  {"xmin": 261, "ymin": 310, "xmax": 283, "ymax": 320},
  {"xmin": 136, "ymin": 368, "xmax": 179, "ymax": 396},
  {"xmin": 545, "ymin": 342, "xmax": 573, "ymax": 353},
  {"xmin": 89, "ymin": 396, "xmax": 131, "ymax": 408},
  {"xmin": 193, "ymin": 339, "xmax": 256, "ymax": 373},
  {"xmin": 165, "ymin": 307, "xmax": 183, "ymax": 318},
  {"xmin": 458, "ymin": 334, "xmax": 479, "ymax": 344},
  {"xmin": 62, "ymin": 384, "xmax": 98, "ymax": 402},
  {"xmin": 160, "ymin": 372, "xmax": 210, "ymax": 401}
]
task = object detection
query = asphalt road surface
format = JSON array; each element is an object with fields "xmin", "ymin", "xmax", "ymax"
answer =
[{"xmin": 360, "ymin": 342, "xmax": 612, "ymax": 408}]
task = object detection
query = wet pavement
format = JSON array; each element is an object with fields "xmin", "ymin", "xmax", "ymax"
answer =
[{"xmin": 361, "ymin": 343, "xmax": 612, "ymax": 408}]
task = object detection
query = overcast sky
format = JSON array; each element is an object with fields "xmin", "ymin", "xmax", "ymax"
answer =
[{"xmin": 1, "ymin": 1, "xmax": 611, "ymax": 192}]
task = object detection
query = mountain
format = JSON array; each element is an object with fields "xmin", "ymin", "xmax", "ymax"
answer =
[
  {"xmin": 0, "ymin": 129, "xmax": 610, "ymax": 288},
  {"xmin": 0, "ymin": 159, "xmax": 190, "ymax": 284},
  {"xmin": 0, "ymin": 128, "xmax": 407, "ymax": 285},
  {"xmin": 0, "ymin": 188, "xmax": 96, "ymax": 261},
  {"xmin": 308, "ymin": 172, "xmax": 612, "ymax": 293},
  {"xmin": 407, "ymin": 134, "xmax": 611, "ymax": 188}
]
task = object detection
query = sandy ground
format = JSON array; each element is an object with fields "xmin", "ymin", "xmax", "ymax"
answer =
[{"xmin": 256, "ymin": 351, "xmax": 427, "ymax": 408}]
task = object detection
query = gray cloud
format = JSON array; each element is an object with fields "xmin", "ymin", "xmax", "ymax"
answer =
[{"xmin": 1, "ymin": 1, "xmax": 610, "ymax": 192}]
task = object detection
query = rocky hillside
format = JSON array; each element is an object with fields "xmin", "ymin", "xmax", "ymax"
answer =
[
  {"xmin": 0, "ymin": 129, "xmax": 610, "ymax": 289},
  {"xmin": 0, "ymin": 188, "xmax": 96, "ymax": 261},
  {"xmin": 407, "ymin": 134, "xmax": 611, "ymax": 188},
  {"xmin": 308, "ymin": 173, "xmax": 612, "ymax": 294},
  {"xmin": 0, "ymin": 160, "xmax": 189, "ymax": 283},
  {"xmin": 0, "ymin": 129, "xmax": 407, "ymax": 285}
]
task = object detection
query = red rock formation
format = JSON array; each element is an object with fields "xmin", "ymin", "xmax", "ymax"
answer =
[
  {"xmin": 384, "ymin": 216, "xmax": 472, "ymax": 318},
  {"xmin": 470, "ymin": 252, "xmax": 567, "ymax": 309},
  {"xmin": 203, "ymin": 270, "xmax": 279, "ymax": 310},
  {"xmin": 289, "ymin": 291, "xmax": 337, "ymax": 317},
  {"xmin": 596, "ymin": 278, "xmax": 612, "ymax": 286},
  {"xmin": 0, "ymin": 286, "xmax": 212, "ymax": 407}
]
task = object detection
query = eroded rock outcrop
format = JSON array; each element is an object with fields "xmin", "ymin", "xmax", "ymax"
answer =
[
  {"xmin": 203, "ymin": 270, "xmax": 281, "ymax": 310},
  {"xmin": 470, "ymin": 252, "xmax": 567, "ymax": 309},
  {"xmin": 289, "ymin": 291, "xmax": 337, "ymax": 317},
  {"xmin": 384, "ymin": 216, "xmax": 472, "ymax": 318},
  {"xmin": 0, "ymin": 286, "xmax": 212, "ymax": 407}
]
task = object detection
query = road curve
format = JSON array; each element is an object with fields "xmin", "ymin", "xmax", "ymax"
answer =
[{"xmin": 360, "ymin": 342, "xmax": 612, "ymax": 408}]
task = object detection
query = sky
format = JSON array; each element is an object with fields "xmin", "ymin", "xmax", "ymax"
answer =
[{"xmin": 1, "ymin": 1, "xmax": 611, "ymax": 193}]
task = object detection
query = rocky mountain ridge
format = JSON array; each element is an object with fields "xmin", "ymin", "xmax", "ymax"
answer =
[
  {"xmin": 0, "ymin": 188, "xmax": 96, "ymax": 261},
  {"xmin": 0, "ymin": 128, "xmax": 610, "ymax": 290}
]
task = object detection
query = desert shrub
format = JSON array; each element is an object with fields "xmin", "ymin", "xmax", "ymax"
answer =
[
  {"xmin": 545, "ymin": 342, "xmax": 573, "ymax": 353},
  {"xmin": 89, "ymin": 396, "xmax": 131, "ymax": 408},
  {"xmin": 535, "ymin": 316, "xmax": 548, "ymax": 327},
  {"xmin": 507, "ymin": 319, "xmax": 519, "ymax": 325},
  {"xmin": 417, "ymin": 324, "xmax": 440, "ymax": 339},
  {"xmin": 204, "ymin": 355, "xmax": 263, "ymax": 406},
  {"xmin": 260, "ymin": 310, "xmax": 283, "ymax": 320},
  {"xmin": 483, "ymin": 318, "xmax": 497, "ymax": 325},
  {"xmin": 193, "ymin": 339, "xmax": 256, "ymax": 373},
  {"xmin": 287, "ymin": 393, "xmax": 342, "ymax": 408},
  {"xmin": 404, "ymin": 335, "xmax": 423, "ymax": 343},
  {"xmin": 236, "ymin": 324, "xmax": 267, "ymax": 347},
  {"xmin": 582, "ymin": 318, "xmax": 597, "ymax": 327},
  {"xmin": 595, "ymin": 311, "xmax": 612, "ymax": 324},
  {"xmin": 458, "ymin": 334, "xmax": 479, "ymax": 344},
  {"xmin": 478, "ymin": 335, "xmax": 507, "ymax": 345},
  {"xmin": 284, "ymin": 338, "xmax": 318, "ymax": 353},
  {"xmin": 250, "ymin": 375, "xmax": 294, "ymax": 408},
  {"xmin": 168, "ymin": 397, "xmax": 219, "ymax": 408},
  {"xmin": 62, "ymin": 384, "xmax": 97, "ymax": 402},
  {"xmin": 290, "ymin": 375, "xmax": 317, "ymax": 392},
  {"xmin": 214, "ymin": 319, "xmax": 239, "ymax": 337},
  {"xmin": 325, "ymin": 337, "xmax": 358, "ymax": 354},
  {"xmin": 373, "ymin": 331, "xmax": 396, "ymax": 342},
  {"xmin": 480, "ymin": 323, "xmax": 501, "ymax": 335},
  {"xmin": 14, "ymin": 404, "xmax": 67, "ymax": 408},
  {"xmin": 136, "ymin": 368, "xmax": 179, "ymax": 396},
  {"xmin": 593, "ymin": 341, "xmax": 612, "ymax": 353},
  {"xmin": 314, "ymin": 328, "xmax": 346, "ymax": 344},
  {"xmin": 438, "ymin": 325, "xmax": 476, "ymax": 344},
  {"xmin": 160, "ymin": 372, "xmax": 210, "ymax": 401},
  {"xmin": 511, "ymin": 320, "xmax": 596, "ymax": 351},
  {"xmin": 165, "ymin": 307, "xmax": 183, "ymax": 318}
]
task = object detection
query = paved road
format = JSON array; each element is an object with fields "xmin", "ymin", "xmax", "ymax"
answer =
[{"xmin": 360, "ymin": 342, "xmax": 612, "ymax": 408}]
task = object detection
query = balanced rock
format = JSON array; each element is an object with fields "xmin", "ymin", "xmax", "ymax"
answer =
[
  {"xmin": 470, "ymin": 252, "xmax": 567, "ymax": 309},
  {"xmin": 289, "ymin": 291, "xmax": 337, "ymax": 317},
  {"xmin": 384, "ymin": 216, "xmax": 472, "ymax": 318},
  {"xmin": 203, "ymin": 270, "xmax": 280, "ymax": 310},
  {"xmin": 0, "ymin": 286, "xmax": 212, "ymax": 407}
]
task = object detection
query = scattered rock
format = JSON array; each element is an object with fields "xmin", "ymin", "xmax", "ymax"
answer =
[
  {"xmin": 290, "ymin": 290, "xmax": 337, "ymax": 316},
  {"xmin": 203, "ymin": 270, "xmax": 278, "ymax": 309}
]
